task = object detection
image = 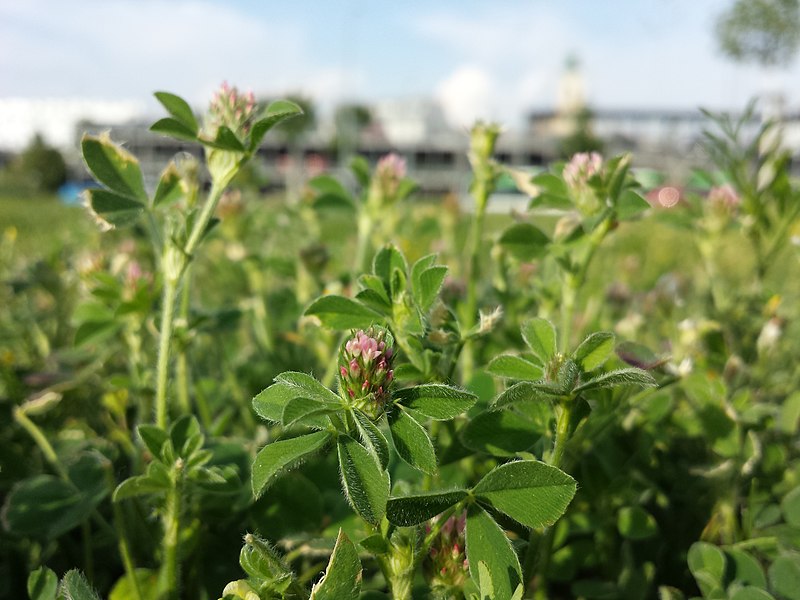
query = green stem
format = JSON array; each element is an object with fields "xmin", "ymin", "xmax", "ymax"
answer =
[
  {"xmin": 524, "ymin": 401, "xmax": 573, "ymax": 596},
  {"xmin": 353, "ymin": 211, "xmax": 374, "ymax": 279},
  {"xmin": 160, "ymin": 460, "xmax": 184, "ymax": 600},
  {"xmin": 175, "ymin": 266, "xmax": 192, "ymax": 416},
  {"xmin": 111, "ymin": 485, "xmax": 144, "ymax": 600},
  {"xmin": 13, "ymin": 407, "xmax": 68, "ymax": 479},
  {"xmin": 461, "ymin": 201, "xmax": 487, "ymax": 381},
  {"xmin": 155, "ymin": 279, "xmax": 179, "ymax": 429}
]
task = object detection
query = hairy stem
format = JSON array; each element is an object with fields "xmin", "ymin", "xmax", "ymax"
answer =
[{"xmin": 160, "ymin": 460, "xmax": 185, "ymax": 600}]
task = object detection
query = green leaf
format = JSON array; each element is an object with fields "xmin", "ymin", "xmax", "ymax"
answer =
[
  {"xmin": 252, "ymin": 382, "xmax": 295, "ymax": 423},
  {"xmin": 373, "ymin": 245, "xmax": 408, "ymax": 296},
  {"xmin": 137, "ymin": 424, "xmax": 168, "ymax": 458},
  {"xmin": 113, "ymin": 475, "xmax": 169, "ymax": 501},
  {"xmin": 3, "ymin": 454, "xmax": 109, "ymax": 540},
  {"xmin": 153, "ymin": 162, "xmax": 184, "ymax": 207},
  {"xmin": 386, "ymin": 489, "xmax": 468, "ymax": 526},
  {"xmin": 305, "ymin": 295, "xmax": 381, "ymax": 329},
  {"xmin": 492, "ymin": 381, "xmax": 559, "ymax": 409},
  {"xmin": 411, "ymin": 257, "xmax": 448, "ymax": 313},
  {"xmin": 352, "ymin": 410, "xmax": 390, "ymax": 471},
  {"xmin": 350, "ymin": 155, "xmax": 370, "ymax": 187},
  {"xmin": 310, "ymin": 529, "xmax": 362, "ymax": 600},
  {"xmin": 465, "ymin": 505, "xmax": 522, "ymax": 600},
  {"xmin": 574, "ymin": 368, "xmax": 657, "ymax": 393},
  {"xmin": 688, "ymin": 542, "xmax": 727, "ymax": 599},
  {"xmin": 486, "ymin": 355, "xmax": 544, "ymax": 381},
  {"xmin": 359, "ymin": 534, "xmax": 389, "ymax": 555},
  {"xmin": 308, "ymin": 174, "xmax": 349, "ymax": 198},
  {"xmin": 781, "ymin": 486, "xmax": 800, "ymax": 528},
  {"xmin": 109, "ymin": 569, "xmax": 158, "ymax": 600},
  {"xmin": 154, "ymin": 91, "xmax": 198, "ymax": 133},
  {"xmin": 249, "ymin": 100, "xmax": 303, "ymax": 151},
  {"xmin": 201, "ymin": 125, "xmax": 245, "ymax": 152},
  {"xmin": 461, "ymin": 407, "xmax": 549, "ymax": 456},
  {"xmin": 337, "ymin": 434, "xmax": 390, "ymax": 525},
  {"xmin": 60, "ymin": 570, "xmax": 102, "ymax": 600},
  {"xmin": 240, "ymin": 534, "xmax": 292, "ymax": 581},
  {"xmin": 521, "ymin": 318, "xmax": 557, "ymax": 364},
  {"xmin": 573, "ymin": 332, "xmax": 615, "ymax": 372},
  {"xmin": 28, "ymin": 567, "xmax": 58, "ymax": 600},
  {"xmin": 393, "ymin": 384, "xmax": 477, "ymax": 420},
  {"xmin": 169, "ymin": 414, "xmax": 202, "ymax": 456},
  {"xmin": 725, "ymin": 549, "xmax": 766, "ymax": 589},
  {"xmin": 729, "ymin": 588, "xmax": 775, "ymax": 600},
  {"xmin": 388, "ymin": 408, "xmax": 437, "ymax": 474},
  {"xmin": 472, "ymin": 460, "xmax": 576, "ymax": 529},
  {"xmin": 313, "ymin": 193, "xmax": 356, "ymax": 212},
  {"xmin": 617, "ymin": 190, "xmax": 651, "ymax": 220},
  {"xmin": 617, "ymin": 506, "xmax": 659, "ymax": 540},
  {"xmin": 769, "ymin": 555, "xmax": 800, "ymax": 600},
  {"xmin": 252, "ymin": 431, "xmax": 331, "ymax": 499},
  {"xmin": 149, "ymin": 118, "xmax": 198, "ymax": 142},
  {"xmin": 84, "ymin": 189, "xmax": 145, "ymax": 228},
  {"xmin": 275, "ymin": 372, "xmax": 342, "ymax": 406},
  {"xmin": 74, "ymin": 319, "xmax": 121, "ymax": 346},
  {"xmin": 81, "ymin": 134, "xmax": 147, "ymax": 202},
  {"xmin": 282, "ymin": 397, "xmax": 337, "ymax": 428},
  {"xmin": 498, "ymin": 223, "xmax": 550, "ymax": 261},
  {"xmin": 779, "ymin": 392, "xmax": 800, "ymax": 434}
]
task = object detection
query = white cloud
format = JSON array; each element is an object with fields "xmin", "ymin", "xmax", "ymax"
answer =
[{"xmin": 436, "ymin": 65, "xmax": 493, "ymax": 127}]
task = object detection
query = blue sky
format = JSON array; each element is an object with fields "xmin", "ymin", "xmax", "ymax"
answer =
[{"xmin": 2, "ymin": 0, "xmax": 799, "ymax": 127}]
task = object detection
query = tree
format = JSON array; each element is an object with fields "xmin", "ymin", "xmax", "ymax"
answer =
[
  {"xmin": 17, "ymin": 134, "xmax": 68, "ymax": 193},
  {"xmin": 716, "ymin": 0, "xmax": 800, "ymax": 67}
]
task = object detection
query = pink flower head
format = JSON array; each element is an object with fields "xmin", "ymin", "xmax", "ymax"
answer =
[
  {"xmin": 563, "ymin": 151, "xmax": 603, "ymax": 190},
  {"xmin": 425, "ymin": 511, "xmax": 469, "ymax": 591},
  {"xmin": 205, "ymin": 82, "xmax": 257, "ymax": 139},
  {"xmin": 708, "ymin": 184, "xmax": 740, "ymax": 211},
  {"xmin": 373, "ymin": 153, "xmax": 407, "ymax": 200},
  {"xmin": 339, "ymin": 327, "xmax": 395, "ymax": 419}
]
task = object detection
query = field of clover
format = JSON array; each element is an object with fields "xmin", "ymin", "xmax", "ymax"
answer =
[{"xmin": 1, "ymin": 85, "xmax": 799, "ymax": 600}]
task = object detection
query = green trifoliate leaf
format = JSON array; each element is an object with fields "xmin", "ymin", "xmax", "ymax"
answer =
[
  {"xmin": 725, "ymin": 549, "xmax": 767, "ymax": 589},
  {"xmin": 386, "ymin": 489, "xmax": 468, "ymax": 526},
  {"xmin": 769, "ymin": 555, "xmax": 800, "ymax": 600},
  {"xmin": 617, "ymin": 189, "xmax": 650, "ymax": 220},
  {"xmin": 153, "ymin": 91, "xmax": 198, "ymax": 134},
  {"xmin": 201, "ymin": 125, "xmax": 245, "ymax": 152},
  {"xmin": 137, "ymin": 424, "xmax": 169, "ymax": 458},
  {"xmin": 617, "ymin": 506, "xmax": 659, "ymax": 540},
  {"xmin": 498, "ymin": 222, "xmax": 550, "ymax": 261},
  {"xmin": 352, "ymin": 410, "xmax": 390, "ymax": 471},
  {"xmin": 573, "ymin": 331, "xmax": 615, "ymax": 372},
  {"xmin": 574, "ymin": 368, "xmax": 657, "ymax": 393},
  {"xmin": 252, "ymin": 382, "xmax": 295, "ymax": 423},
  {"xmin": 113, "ymin": 474, "xmax": 169, "ymax": 501},
  {"xmin": 169, "ymin": 414, "xmax": 203, "ymax": 457},
  {"xmin": 472, "ymin": 460, "xmax": 576, "ymax": 529},
  {"xmin": 84, "ymin": 189, "xmax": 145, "ymax": 229},
  {"xmin": 281, "ymin": 397, "xmax": 338, "ymax": 428},
  {"xmin": 337, "ymin": 434, "xmax": 390, "ymax": 525},
  {"xmin": 388, "ymin": 408, "xmax": 437, "ymax": 474},
  {"xmin": 393, "ymin": 384, "xmax": 477, "ymax": 420},
  {"xmin": 521, "ymin": 318, "xmax": 557, "ymax": 364},
  {"xmin": 252, "ymin": 431, "xmax": 331, "ymax": 499},
  {"xmin": 248, "ymin": 99, "xmax": 304, "ymax": 151},
  {"xmin": 411, "ymin": 254, "xmax": 448, "ymax": 312},
  {"xmin": 149, "ymin": 118, "xmax": 197, "ymax": 142},
  {"xmin": 28, "ymin": 567, "xmax": 58, "ymax": 600},
  {"xmin": 305, "ymin": 295, "xmax": 382, "ymax": 329},
  {"xmin": 152, "ymin": 161, "xmax": 184, "ymax": 207},
  {"xmin": 310, "ymin": 529, "xmax": 362, "ymax": 600},
  {"xmin": 60, "ymin": 570, "xmax": 102, "ymax": 600},
  {"xmin": 492, "ymin": 381, "xmax": 559, "ymax": 409},
  {"xmin": 461, "ymin": 407, "xmax": 548, "ymax": 456},
  {"xmin": 275, "ymin": 372, "xmax": 342, "ymax": 406},
  {"xmin": 688, "ymin": 542, "xmax": 727, "ymax": 599},
  {"xmin": 81, "ymin": 134, "xmax": 148, "ymax": 202},
  {"xmin": 487, "ymin": 355, "xmax": 544, "ymax": 381},
  {"xmin": 373, "ymin": 245, "xmax": 408, "ymax": 297},
  {"xmin": 465, "ymin": 505, "xmax": 522, "ymax": 600}
]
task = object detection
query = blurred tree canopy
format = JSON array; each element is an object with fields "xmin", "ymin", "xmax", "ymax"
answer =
[
  {"xmin": 0, "ymin": 134, "xmax": 67, "ymax": 196},
  {"xmin": 716, "ymin": 0, "xmax": 800, "ymax": 67}
]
